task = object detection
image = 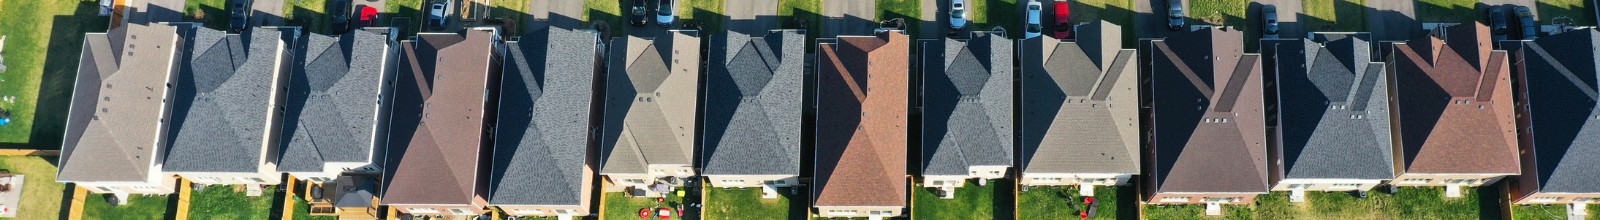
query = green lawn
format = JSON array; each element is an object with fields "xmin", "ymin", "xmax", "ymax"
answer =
[
  {"xmin": 1067, "ymin": 0, "xmax": 1136, "ymax": 46},
  {"xmin": 284, "ymin": 0, "xmax": 334, "ymax": 34},
  {"xmin": 0, "ymin": 0, "xmax": 109, "ymax": 147},
  {"xmin": 289, "ymin": 197, "xmax": 336, "ymax": 220},
  {"xmin": 1536, "ymin": 0, "xmax": 1597, "ymax": 25},
  {"xmin": 681, "ymin": 0, "xmax": 725, "ymax": 32},
  {"xmin": 602, "ymin": 192, "xmax": 687, "ymax": 220},
  {"xmin": 1187, "ymin": 0, "xmax": 1250, "ymax": 27},
  {"xmin": 705, "ymin": 187, "xmax": 805, "ymax": 220},
  {"xmin": 1141, "ymin": 187, "xmax": 1485, "ymax": 219},
  {"xmin": 488, "ymin": 0, "xmax": 532, "ymax": 36},
  {"xmin": 0, "ymin": 156, "xmax": 64, "ymax": 219},
  {"xmin": 584, "ymin": 0, "xmax": 624, "ymax": 36},
  {"xmin": 1514, "ymin": 204, "xmax": 1600, "ymax": 220},
  {"xmin": 1416, "ymin": 0, "xmax": 1481, "ymax": 23},
  {"xmin": 184, "ymin": 0, "xmax": 230, "ymax": 30},
  {"xmin": 187, "ymin": 185, "xmax": 276, "ymax": 220},
  {"xmin": 1018, "ymin": 185, "xmax": 1120, "ymax": 220},
  {"xmin": 386, "ymin": 0, "xmax": 424, "ymax": 36},
  {"xmin": 913, "ymin": 180, "xmax": 998, "ymax": 219},
  {"xmin": 1302, "ymin": 0, "xmax": 1367, "ymax": 32},
  {"xmin": 778, "ymin": 0, "xmax": 821, "ymax": 52},
  {"xmin": 877, "ymin": 0, "xmax": 922, "ymax": 38},
  {"xmin": 981, "ymin": 0, "xmax": 1018, "ymax": 36},
  {"xmin": 81, "ymin": 194, "xmax": 169, "ymax": 220}
]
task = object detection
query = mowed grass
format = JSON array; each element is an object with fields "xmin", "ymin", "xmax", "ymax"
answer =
[
  {"xmin": 1302, "ymin": 0, "xmax": 1367, "ymax": 32},
  {"xmin": 1068, "ymin": 0, "xmax": 1136, "ymax": 46},
  {"xmin": 184, "ymin": 0, "xmax": 230, "ymax": 30},
  {"xmin": 1018, "ymin": 185, "xmax": 1120, "ymax": 220},
  {"xmin": 0, "ymin": 0, "xmax": 108, "ymax": 147},
  {"xmin": 81, "ymin": 193, "xmax": 169, "ymax": 220},
  {"xmin": 1514, "ymin": 203, "xmax": 1600, "ymax": 220},
  {"xmin": 1187, "ymin": 0, "xmax": 1250, "ymax": 27},
  {"xmin": 584, "ymin": 0, "xmax": 624, "ymax": 36},
  {"xmin": 877, "ymin": 0, "xmax": 923, "ymax": 38},
  {"xmin": 602, "ymin": 192, "xmax": 686, "ymax": 220},
  {"xmin": 0, "ymin": 156, "xmax": 65, "ymax": 219},
  {"xmin": 285, "ymin": 0, "xmax": 333, "ymax": 34},
  {"xmin": 1416, "ymin": 0, "xmax": 1482, "ymax": 23},
  {"xmin": 985, "ymin": 0, "xmax": 1019, "ymax": 36},
  {"xmin": 705, "ymin": 187, "xmax": 804, "ymax": 220},
  {"xmin": 778, "ymin": 0, "xmax": 821, "ymax": 51},
  {"xmin": 1536, "ymin": 0, "xmax": 1597, "ymax": 25},
  {"xmin": 1140, "ymin": 187, "xmax": 1484, "ymax": 219},
  {"xmin": 488, "ymin": 0, "xmax": 532, "ymax": 36},
  {"xmin": 187, "ymin": 185, "xmax": 277, "ymax": 220},
  {"xmin": 386, "ymin": 0, "xmax": 425, "ymax": 36},
  {"xmin": 289, "ymin": 196, "xmax": 337, "ymax": 220},
  {"xmin": 912, "ymin": 181, "xmax": 997, "ymax": 219},
  {"xmin": 680, "ymin": 0, "xmax": 725, "ymax": 32}
]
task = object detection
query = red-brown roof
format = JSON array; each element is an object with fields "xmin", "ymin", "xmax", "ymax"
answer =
[
  {"xmin": 813, "ymin": 31, "xmax": 910, "ymax": 207},
  {"xmin": 382, "ymin": 29, "xmax": 501, "ymax": 205},
  {"xmin": 1146, "ymin": 28, "xmax": 1269, "ymax": 194},
  {"xmin": 1391, "ymin": 23, "xmax": 1520, "ymax": 174}
]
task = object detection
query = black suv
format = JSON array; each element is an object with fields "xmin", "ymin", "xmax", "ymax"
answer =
[
  {"xmin": 330, "ymin": 0, "xmax": 351, "ymax": 33},
  {"xmin": 630, "ymin": 0, "xmax": 648, "ymax": 26},
  {"xmin": 229, "ymin": 0, "xmax": 250, "ymax": 32}
]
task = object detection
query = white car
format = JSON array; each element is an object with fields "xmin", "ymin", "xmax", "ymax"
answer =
[
  {"xmin": 1025, "ymin": 1, "xmax": 1043, "ymax": 38},
  {"xmin": 951, "ymin": 0, "xmax": 968, "ymax": 30}
]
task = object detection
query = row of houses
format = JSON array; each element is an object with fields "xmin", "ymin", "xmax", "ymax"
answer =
[{"xmin": 55, "ymin": 19, "xmax": 1599, "ymax": 219}]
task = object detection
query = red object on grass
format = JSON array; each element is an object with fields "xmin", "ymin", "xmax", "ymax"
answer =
[
  {"xmin": 638, "ymin": 208, "xmax": 652, "ymax": 218},
  {"xmin": 658, "ymin": 208, "xmax": 674, "ymax": 219},
  {"xmin": 1084, "ymin": 197, "xmax": 1094, "ymax": 204}
]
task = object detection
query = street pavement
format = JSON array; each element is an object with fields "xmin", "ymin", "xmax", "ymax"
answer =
[{"xmin": 824, "ymin": 0, "xmax": 877, "ymax": 37}]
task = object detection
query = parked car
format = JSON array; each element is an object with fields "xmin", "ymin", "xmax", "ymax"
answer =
[
  {"xmin": 1262, "ymin": 5, "xmax": 1279, "ymax": 39},
  {"xmin": 330, "ymin": 0, "xmax": 351, "ymax": 33},
  {"xmin": 630, "ymin": 0, "xmax": 649, "ymax": 26},
  {"xmin": 356, "ymin": 5, "xmax": 378, "ymax": 28},
  {"xmin": 1167, "ymin": 0, "xmax": 1185, "ymax": 31},
  {"xmin": 428, "ymin": 2, "xmax": 447, "ymax": 30},
  {"xmin": 1514, "ymin": 5, "xmax": 1536, "ymax": 40},
  {"xmin": 229, "ymin": 0, "xmax": 249, "ymax": 32},
  {"xmin": 1025, "ymin": 1, "xmax": 1043, "ymax": 39},
  {"xmin": 1052, "ymin": 1, "xmax": 1071, "ymax": 39},
  {"xmin": 1488, "ymin": 5, "xmax": 1509, "ymax": 41},
  {"xmin": 950, "ymin": 0, "xmax": 968, "ymax": 30},
  {"xmin": 656, "ymin": 0, "xmax": 676, "ymax": 27}
]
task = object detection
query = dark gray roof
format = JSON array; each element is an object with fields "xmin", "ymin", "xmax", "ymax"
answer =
[
  {"xmin": 489, "ymin": 27, "xmax": 602, "ymax": 206},
  {"xmin": 922, "ymin": 31, "xmax": 1014, "ymax": 176},
  {"xmin": 1265, "ymin": 33, "xmax": 1396, "ymax": 180},
  {"xmin": 702, "ymin": 30, "xmax": 805, "ymax": 176},
  {"xmin": 1020, "ymin": 21, "xmax": 1140, "ymax": 175},
  {"xmin": 164, "ymin": 27, "xmax": 290, "ymax": 172},
  {"xmin": 59, "ymin": 23, "xmax": 183, "ymax": 182},
  {"xmin": 278, "ymin": 29, "xmax": 394, "ymax": 172},
  {"xmin": 1506, "ymin": 29, "xmax": 1600, "ymax": 193}
]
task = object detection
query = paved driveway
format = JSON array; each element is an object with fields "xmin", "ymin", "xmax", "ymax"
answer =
[
  {"xmin": 1252, "ymin": 0, "xmax": 1302, "ymax": 39},
  {"xmin": 1133, "ymin": 0, "xmax": 1180, "ymax": 39},
  {"xmin": 1366, "ymin": 0, "xmax": 1418, "ymax": 41},
  {"xmin": 726, "ymin": 0, "xmax": 779, "ymax": 35},
  {"xmin": 251, "ymin": 0, "xmax": 285, "ymax": 26},
  {"xmin": 126, "ymin": 0, "xmax": 186, "ymax": 24},
  {"xmin": 824, "ymin": 0, "xmax": 876, "ymax": 37}
]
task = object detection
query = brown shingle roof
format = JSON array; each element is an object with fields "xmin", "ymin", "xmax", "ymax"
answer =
[
  {"xmin": 1391, "ymin": 23, "xmax": 1520, "ymax": 174},
  {"xmin": 814, "ymin": 31, "xmax": 909, "ymax": 207},
  {"xmin": 1146, "ymin": 27, "xmax": 1269, "ymax": 194},
  {"xmin": 382, "ymin": 28, "xmax": 501, "ymax": 205}
]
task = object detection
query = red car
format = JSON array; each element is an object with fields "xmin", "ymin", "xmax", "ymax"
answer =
[
  {"xmin": 1053, "ymin": 1, "xmax": 1072, "ymax": 39},
  {"xmin": 357, "ymin": 5, "xmax": 379, "ymax": 28}
]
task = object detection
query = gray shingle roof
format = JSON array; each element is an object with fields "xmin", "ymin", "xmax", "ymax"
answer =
[
  {"xmin": 702, "ymin": 30, "xmax": 804, "ymax": 176},
  {"xmin": 1019, "ymin": 21, "xmax": 1140, "ymax": 175},
  {"xmin": 600, "ymin": 31, "xmax": 702, "ymax": 175},
  {"xmin": 278, "ymin": 29, "xmax": 393, "ymax": 172},
  {"xmin": 1506, "ymin": 29, "xmax": 1600, "ymax": 193},
  {"xmin": 1265, "ymin": 33, "xmax": 1396, "ymax": 180},
  {"xmin": 922, "ymin": 31, "xmax": 1014, "ymax": 176},
  {"xmin": 164, "ymin": 27, "xmax": 289, "ymax": 173},
  {"xmin": 59, "ymin": 23, "xmax": 183, "ymax": 182},
  {"xmin": 489, "ymin": 27, "xmax": 602, "ymax": 206}
]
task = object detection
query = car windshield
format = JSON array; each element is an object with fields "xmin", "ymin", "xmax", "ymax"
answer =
[
  {"xmin": 1029, "ymin": 5, "xmax": 1040, "ymax": 10},
  {"xmin": 954, "ymin": 3, "xmax": 963, "ymax": 9},
  {"xmin": 1170, "ymin": 9, "xmax": 1182, "ymax": 17},
  {"xmin": 633, "ymin": 6, "xmax": 645, "ymax": 14},
  {"xmin": 659, "ymin": 2, "xmax": 671, "ymax": 15},
  {"xmin": 1028, "ymin": 24, "xmax": 1042, "ymax": 32},
  {"xmin": 952, "ymin": 9, "xmax": 964, "ymax": 18}
]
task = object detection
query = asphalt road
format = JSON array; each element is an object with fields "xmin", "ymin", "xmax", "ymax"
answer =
[{"xmin": 824, "ymin": 0, "xmax": 876, "ymax": 37}]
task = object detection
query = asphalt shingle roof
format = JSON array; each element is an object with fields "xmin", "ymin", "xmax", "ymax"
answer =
[
  {"xmin": 489, "ymin": 27, "xmax": 602, "ymax": 206},
  {"xmin": 59, "ymin": 23, "xmax": 182, "ymax": 182},
  {"xmin": 164, "ymin": 27, "xmax": 287, "ymax": 173},
  {"xmin": 1505, "ymin": 29, "xmax": 1600, "ymax": 193},
  {"xmin": 702, "ymin": 30, "xmax": 804, "ymax": 176},
  {"xmin": 1145, "ymin": 27, "xmax": 1269, "ymax": 194},
  {"xmin": 922, "ymin": 31, "xmax": 1013, "ymax": 176},
  {"xmin": 1265, "ymin": 33, "xmax": 1396, "ymax": 180},
  {"xmin": 1019, "ymin": 21, "xmax": 1140, "ymax": 175},
  {"xmin": 601, "ymin": 31, "xmax": 702, "ymax": 175},
  {"xmin": 278, "ymin": 29, "xmax": 393, "ymax": 172},
  {"xmin": 813, "ymin": 31, "xmax": 910, "ymax": 207},
  {"xmin": 382, "ymin": 29, "xmax": 499, "ymax": 205},
  {"xmin": 1390, "ymin": 23, "xmax": 1520, "ymax": 175}
]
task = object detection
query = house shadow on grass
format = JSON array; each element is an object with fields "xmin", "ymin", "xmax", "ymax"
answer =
[{"xmin": 0, "ymin": 0, "xmax": 110, "ymax": 151}]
